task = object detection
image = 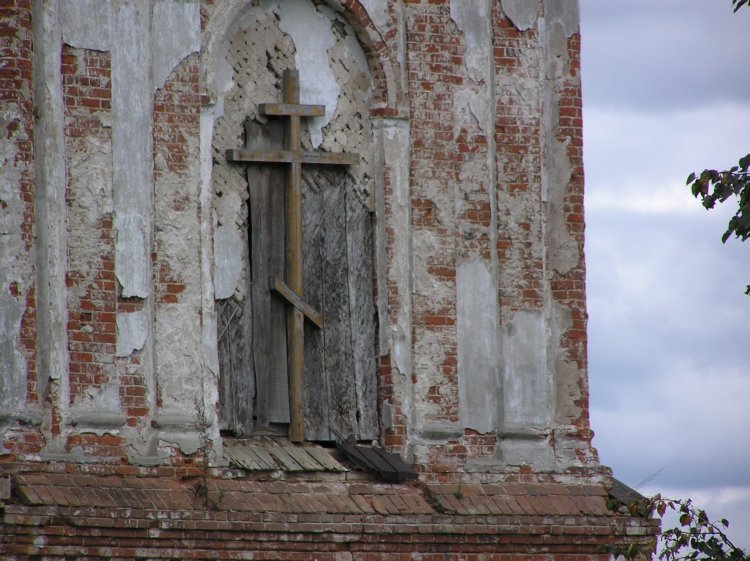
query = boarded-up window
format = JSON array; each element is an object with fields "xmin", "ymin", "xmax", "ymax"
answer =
[{"xmin": 217, "ymin": 119, "xmax": 378, "ymax": 441}]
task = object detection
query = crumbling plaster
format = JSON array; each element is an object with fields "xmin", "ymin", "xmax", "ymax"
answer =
[
  {"xmin": 0, "ymin": 112, "xmax": 30, "ymax": 416},
  {"xmin": 9, "ymin": 0, "xmax": 593, "ymax": 472},
  {"xmin": 23, "ymin": 0, "xmax": 209, "ymax": 461},
  {"xmin": 405, "ymin": 0, "xmax": 586, "ymax": 471}
]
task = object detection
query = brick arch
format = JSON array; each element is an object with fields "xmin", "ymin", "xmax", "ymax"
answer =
[{"xmin": 200, "ymin": 0, "xmax": 403, "ymax": 116}]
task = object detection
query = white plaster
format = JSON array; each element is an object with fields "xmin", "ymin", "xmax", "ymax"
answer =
[
  {"xmin": 0, "ymin": 112, "xmax": 29, "ymax": 411},
  {"xmin": 501, "ymin": 309, "xmax": 552, "ymax": 429},
  {"xmin": 32, "ymin": 0, "xmax": 69, "ymax": 398},
  {"xmin": 200, "ymin": 108, "xmax": 220, "ymax": 376},
  {"xmin": 155, "ymin": 306, "xmax": 203, "ymax": 412},
  {"xmin": 379, "ymin": 118, "xmax": 414, "ymax": 446},
  {"xmin": 61, "ymin": 0, "xmax": 112, "ymax": 50},
  {"xmin": 213, "ymin": 226, "xmax": 244, "ymax": 300},
  {"xmin": 453, "ymin": 88, "xmax": 491, "ymax": 135},
  {"xmin": 542, "ymin": 14, "xmax": 578, "ymax": 273},
  {"xmin": 501, "ymin": 0, "xmax": 539, "ymax": 31},
  {"xmin": 450, "ymin": 0, "xmax": 491, "ymax": 84},
  {"xmin": 276, "ymin": 0, "xmax": 339, "ymax": 148},
  {"xmin": 114, "ymin": 212, "xmax": 150, "ymax": 298},
  {"xmin": 112, "ymin": 1, "xmax": 153, "ymax": 299},
  {"xmin": 66, "ymin": 135, "xmax": 114, "ymax": 309},
  {"xmin": 544, "ymin": 0, "xmax": 580, "ymax": 37},
  {"xmin": 70, "ymin": 381, "xmax": 122, "ymax": 422},
  {"xmin": 0, "ymin": 291, "xmax": 26, "ymax": 411},
  {"xmin": 152, "ymin": 0, "xmax": 201, "ymax": 90},
  {"xmin": 343, "ymin": 26, "xmax": 370, "ymax": 76},
  {"xmin": 116, "ymin": 309, "xmax": 149, "ymax": 358},
  {"xmin": 457, "ymin": 259, "xmax": 501, "ymax": 433},
  {"xmin": 545, "ymin": 22, "xmax": 569, "ymax": 80},
  {"xmin": 359, "ymin": 0, "xmax": 389, "ymax": 31}
]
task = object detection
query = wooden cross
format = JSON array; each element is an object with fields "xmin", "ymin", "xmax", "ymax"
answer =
[{"xmin": 226, "ymin": 69, "xmax": 359, "ymax": 442}]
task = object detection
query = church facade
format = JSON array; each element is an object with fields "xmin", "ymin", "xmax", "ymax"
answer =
[{"xmin": 0, "ymin": 0, "xmax": 657, "ymax": 558}]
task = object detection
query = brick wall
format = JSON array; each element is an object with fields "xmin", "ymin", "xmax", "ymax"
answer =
[
  {"xmin": 0, "ymin": 0, "xmax": 43, "ymax": 458},
  {"xmin": 0, "ymin": 462, "xmax": 658, "ymax": 560},
  {"xmin": 62, "ymin": 45, "xmax": 117, "ymax": 412}
]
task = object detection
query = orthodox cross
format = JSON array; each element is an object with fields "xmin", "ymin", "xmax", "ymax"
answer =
[{"xmin": 226, "ymin": 69, "xmax": 359, "ymax": 442}]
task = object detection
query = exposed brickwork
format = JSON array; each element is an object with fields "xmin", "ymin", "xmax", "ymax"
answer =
[
  {"xmin": 62, "ymin": 45, "xmax": 117, "ymax": 406},
  {"xmin": 551, "ymin": 34, "xmax": 590, "ymax": 436},
  {"xmin": 0, "ymin": 464, "xmax": 658, "ymax": 560},
  {"xmin": 0, "ymin": 0, "xmax": 41, "ymax": 461},
  {"xmin": 406, "ymin": 0, "xmax": 462, "ymax": 430},
  {"xmin": 0, "ymin": 1, "xmax": 659, "ymax": 556},
  {"xmin": 494, "ymin": 13, "xmax": 545, "ymax": 317},
  {"xmin": 152, "ymin": 53, "xmax": 200, "ymax": 307}
]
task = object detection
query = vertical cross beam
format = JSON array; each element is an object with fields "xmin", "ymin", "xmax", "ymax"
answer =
[{"xmin": 227, "ymin": 70, "xmax": 358, "ymax": 442}]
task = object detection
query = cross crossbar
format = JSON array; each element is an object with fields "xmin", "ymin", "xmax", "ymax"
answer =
[
  {"xmin": 226, "ymin": 149, "xmax": 358, "ymax": 166},
  {"xmin": 226, "ymin": 69, "xmax": 359, "ymax": 442}
]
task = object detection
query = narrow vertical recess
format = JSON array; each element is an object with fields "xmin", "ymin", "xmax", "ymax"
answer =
[{"xmin": 32, "ymin": 0, "xmax": 69, "ymax": 435}]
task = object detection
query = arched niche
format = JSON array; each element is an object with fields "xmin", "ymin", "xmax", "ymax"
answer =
[{"xmin": 201, "ymin": 0, "xmax": 402, "ymax": 442}]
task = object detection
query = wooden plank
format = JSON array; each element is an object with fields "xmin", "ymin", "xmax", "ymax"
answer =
[
  {"xmin": 284, "ymin": 70, "xmax": 305, "ymax": 443},
  {"xmin": 371, "ymin": 447, "xmax": 418, "ymax": 481},
  {"xmin": 345, "ymin": 187, "xmax": 378, "ymax": 440},
  {"xmin": 269, "ymin": 276, "xmax": 323, "ymax": 329},
  {"xmin": 282, "ymin": 445, "xmax": 325, "ymax": 471},
  {"xmin": 224, "ymin": 443, "xmax": 277, "ymax": 471},
  {"xmin": 339, "ymin": 439, "xmax": 400, "ymax": 482},
  {"xmin": 321, "ymin": 170, "xmax": 359, "ymax": 439},
  {"xmin": 259, "ymin": 102, "xmax": 325, "ymax": 117},
  {"xmin": 217, "ymin": 270, "xmax": 255, "ymax": 436},
  {"xmin": 301, "ymin": 151, "xmax": 359, "ymax": 166},
  {"xmin": 259, "ymin": 440, "xmax": 304, "ymax": 472},
  {"xmin": 246, "ymin": 119, "xmax": 290, "ymax": 427},
  {"xmin": 301, "ymin": 171, "xmax": 331, "ymax": 441},
  {"xmin": 226, "ymin": 149, "xmax": 358, "ymax": 166},
  {"xmin": 305, "ymin": 447, "xmax": 346, "ymax": 472}
]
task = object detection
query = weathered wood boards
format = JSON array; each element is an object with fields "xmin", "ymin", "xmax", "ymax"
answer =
[{"xmin": 222, "ymin": 69, "xmax": 377, "ymax": 442}]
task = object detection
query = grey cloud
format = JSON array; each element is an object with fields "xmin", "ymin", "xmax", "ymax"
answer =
[{"xmin": 580, "ymin": 0, "xmax": 750, "ymax": 111}]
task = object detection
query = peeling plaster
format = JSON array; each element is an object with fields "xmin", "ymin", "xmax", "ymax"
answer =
[
  {"xmin": 541, "ymin": 8, "xmax": 578, "ymax": 274},
  {"xmin": 65, "ymin": 134, "xmax": 113, "ymax": 310},
  {"xmin": 200, "ymin": 108, "xmax": 220, "ymax": 376},
  {"xmin": 113, "ymin": 213, "xmax": 150, "ymax": 298},
  {"xmin": 452, "ymin": 88, "xmax": 491, "ymax": 135},
  {"xmin": 359, "ymin": 0, "xmax": 389, "ymax": 30},
  {"xmin": 0, "ymin": 112, "xmax": 29, "ymax": 413},
  {"xmin": 70, "ymin": 380, "xmax": 123, "ymax": 427},
  {"xmin": 378, "ymin": 118, "xmax": 413, "ymax": 443},
  {"xmin": 457, "ymin": 259, "xmax": 501, "ymax": 433},
  {"xmin": 501, "ymin": 309, "xmax": 551, "ymax": 430},
  {"xmin": 551, "ymin": 301, "xmax": 580, "ymax": 423},
  {"xmin": 33, "ymin": 0, "xmax": 69, "ymax": 402},
  {"xmin": 0, "ymin": 291, "xmax": 26, "ymax": 412},
  {"xmin": 61, "ymin": 0, "xmax": 112, "ymax": 50},
  {"xmin": 116, "ymin": 309, "xmax": 149, "ymax": 358},
  {"xmin": 545, "ymin": 22, "xmax": 569, "ymax": 81},
  {"xmin": 544, "ymin": 0, "xmax": 580, "ymax": 37},
  {"xmin": 153, "ymin": 106, "xmax": 204, "ymax": 417},
  {"xmin": 450, "ymin": 0, "xmax": 491, "ymax": 84},
  {"xmin": 152, "ymin": 0, "xmax": 200, "ymax": 90},
  {"xmin": 276, "ymin": 0, "xmax": 339, "ymax": 148},
  {"xmin": 501, "ymin": 0, "xmax": 539, "ymax": 31},
  {"xmin": 112, "ymin": 1, "xmax": 153, "ymax": 299}
]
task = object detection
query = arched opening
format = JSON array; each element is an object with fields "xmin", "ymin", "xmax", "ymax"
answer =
[{"xmin": 207, "ymin": 0, "xmax": 380, "ymax": 442}]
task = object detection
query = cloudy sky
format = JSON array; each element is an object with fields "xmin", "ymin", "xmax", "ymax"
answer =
[{"xmin": 580, "ymin": 0, "xmax": 750, "ymax": 548}]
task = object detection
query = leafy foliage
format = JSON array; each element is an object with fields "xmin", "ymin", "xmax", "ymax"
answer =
[
  {"xmin": 601, "ymin": 496, "xmax": 749, "ymax": 561},
  {"xmin": 651, "ymin": 496, "xmax": 748, "ymax": 561},
  {"xmin": 686, "ymin": 1, "xmax": 748, "ymax": 295},
  {"xmin": 686, "ymin": 155, "xmax": 750, "ymax": 295}
]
